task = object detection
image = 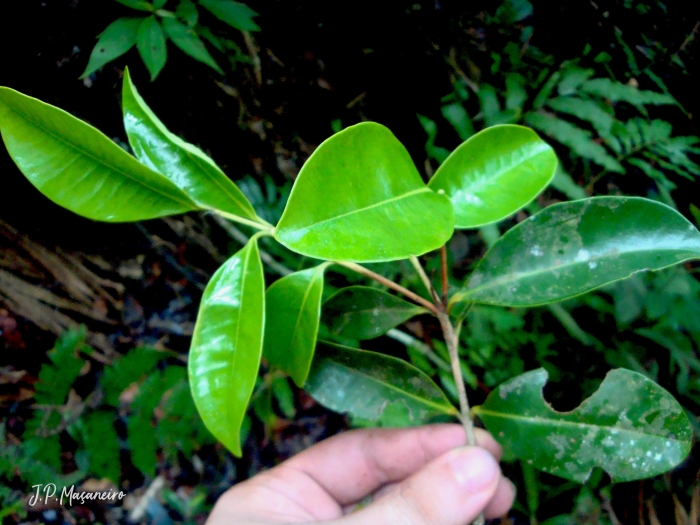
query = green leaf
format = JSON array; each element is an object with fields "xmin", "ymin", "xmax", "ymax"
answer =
[
  {"xmin": 263, "ymin": 264, "xmax": 329, "ymax": 387},
  {"xmin": 275, "ymin": 122, "xmax": 455, "ymax": 262},
  {"xmin": 580, "ymin": 78, "xmax": 676, "ymax": 108},
  {"xmin": 136, "ymin": 17, "xmax": 167, "ymax": 80},
  {"xmin": 153, "ymin": 0, "xmax": 168, "ymax": 8},
  {"xmin": 428, "ymin": 125, "xmax": 557, "ymax": 229},
  {"xmin": 83, "ymin": 412, "xmax": 121, "ymax": 483},
  {"xmin": 0, "ymin": 87, "xmax": 198, "ymax": 222},
  {"xmin": 35, "ymin": 328, "xmax": 87, "ymax": 405},
  {"xmin": 128, "ymin": 411, "xmax": 158, "ymax": 477},
  {"xmin": 188, "ymin": 239, "xmax": 264, "ymax": 456},
  {"xmin": 525, "ymin": 112, "xmax": 624, "ymax": 173},
  {"xmin": 161, "ymin": 18, "xmax": 223, "ymax": 74},
  {"xmin": 100, "ymin": 347, "xmax": 165, "ymax": 406},
  {"xmin": 81, "ymin": 17, "xmax": 143, "ymax": 78},
  {"xmin": 198, "ymin": 0, "xmax": 260, "ymax": 31},
  {"xmin": 451, "ymin": 197, "xmax": 700, "ymax": 309},
  {"xmin": 690, "ymin": 203, "xmax": 700, "ymax": 226},
  {"xmin": 475, "ymin": 368, "xmax": 692, "ymax": 482},
  {"xmin": 114, "ymin": 0, "xmax": 154, "ymax": 11},
  {"xmin": 122, "ymin": 69, "xmax": 258, "ymax": 221},
  {"xmin": 305, "ymin": 342, "xmax": 457, "ymax": 426},
  {"xmin": 127, "ymin": 367, "xmax": 184, "ymax": 477},
  {"xmin": 557, "ymin": 67, "xmax": 595, "ymax": 96},
  {"xmin": 441, "ymin": 103, "xmax": 474, "ymax": 141},
  {"xmin": 321, "ymin": 286, "xmax": 427, "ymax": 340},
  {"xmin": 546, "ymin": 97, "xmax": 615, "ymax": 138},
  {"xmin": 175, "ymin": 0, "xmax": 199, "ymax": 26}
]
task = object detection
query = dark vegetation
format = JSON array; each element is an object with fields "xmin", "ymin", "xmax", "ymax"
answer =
[{"xmin": 1, "ymin": 0, "xmax": 700, "ymax": 523}]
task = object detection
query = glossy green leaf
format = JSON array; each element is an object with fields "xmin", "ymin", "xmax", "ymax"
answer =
[
  {"xmin": 305, "ymin": 342, "xmax": 457, "ymax": 426},
  {"xmin": 275, "ymin": 122, "xmax": 455, "ymax": 262},
  {"xmin": 428, "ymin": 125, "xmax": 557, "ymax": 229},
  {"xmin": 122, "ymin": 69, "xmax": 258, "ymax": 221},
  {"xmin": 198, "ymin": 0, "xmax": 260, "ymax": 31},
  {"xmin": 188, "ymin": 240, "xmax": 264, "ymax": 456},
  {"xmin": 136, "ymin": 17, "xmax": 167, "ymax": 80},
  {"xmin": 161, "ymin": 18, "xmax": 223, "ymax": 74},
  {"xmin": 475, "ymin": 368, "xmax": 692, "ymax": 482},
  {"xmin": 81, "ymin": 17, "xmax": 143, "ymax": 78},
  {"xmin": 0, "ymin": 87, "xmax": 198, "ymax": 222},
  {"xmin": 263, "ymin": 264, "xmax": 330, "ymax": 387},
  {"xmin": 322, "ymin": 286, "xmax": 427, "ymax": 340},
  {"xmin": 451, "ymin": 197, "xmax": 700, "ymax": 309}
]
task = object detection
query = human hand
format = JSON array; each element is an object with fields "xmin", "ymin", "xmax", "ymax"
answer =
[{"xmin": 206, "ymin": 424, "xmax": 515, "ymax": 525}]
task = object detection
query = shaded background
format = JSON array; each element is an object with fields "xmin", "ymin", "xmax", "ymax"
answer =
[{"xmin": 1, "ymin": 1, "xmax": 700, "ymax": 523}]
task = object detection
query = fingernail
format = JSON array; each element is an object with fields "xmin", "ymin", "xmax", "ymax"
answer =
[{"xmin": 449, "ymin": 447, "xmax": 499, "ymax": 494}]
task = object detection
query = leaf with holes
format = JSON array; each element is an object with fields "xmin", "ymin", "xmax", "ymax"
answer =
[{"xmin": 475, "ymin": 368, "xmax": 692, "ymax": 482}]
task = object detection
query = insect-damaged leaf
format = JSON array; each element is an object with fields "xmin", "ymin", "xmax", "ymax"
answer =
[
  {"xmin": 305, "ymin": 342, "xmax": 457, "ymax": 427},
  {"xmin": 475, "ymin": 368, "xmax": 692, "ymax": 482}
]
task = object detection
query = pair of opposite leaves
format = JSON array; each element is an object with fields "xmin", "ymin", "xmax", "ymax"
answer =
[{"xmin": 0, "ymin": 71, "xmax": 560, "ymax": 263}]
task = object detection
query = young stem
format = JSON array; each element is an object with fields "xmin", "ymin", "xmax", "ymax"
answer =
[
  {"xmin": 440, "ymin": 245, "xmax": 449, "ymax": 304},
  {"xmin": 409, "ymin": 255, "xmax": 440, "ymax": 303},
  {"xmin": 214, "ymin": 209, "xmax": 275, "ymax": 231},
  {"xmin": 433, "ymin": 248, "xmax": 484, "ymax": 525},
  {"xmin": 437, "ymin": 311, "xmax": 477, "ymax": 446},
  {"xmin": 336, "ymin": 261, "xmax": 440, "ymax": 315}
]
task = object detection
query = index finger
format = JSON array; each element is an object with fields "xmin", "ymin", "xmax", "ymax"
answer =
[{"xmin": 282, "ymin": 424, "xmax": 502, "ymax": 506}]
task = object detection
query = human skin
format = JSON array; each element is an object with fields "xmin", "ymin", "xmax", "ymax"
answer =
[{"xmin": 206, "ymin": 424, "xmax": 515, "ymax": 525}]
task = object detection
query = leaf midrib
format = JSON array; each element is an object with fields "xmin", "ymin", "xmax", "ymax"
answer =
[
  {"xmin": 444, "ymin": 144, "xmax": 552, "ymax": 197},
  {"xmin": 126, "ymin": 101, "xmax": 255, "ymax": 218},
  {"xmin": 287, "ymin": 269, "xmax": 324, "ymax": 380},
  {"xmin": 477, "ymin": 408, "xmax": 687, "ymax": 443},
  {"xmin": 461, "ymin": 242, "xmax": 700, "ymax": 302},
  {"xmin": 280, "ymin": 187, "xmax": 432, "ymax": 235},
  {"xmin": 3, "ymin": 97, "xmax": 196, "ymax": 209},
  {"xmin": 329, "ymin": 359, "xmax": 456, "ymax": 415}
]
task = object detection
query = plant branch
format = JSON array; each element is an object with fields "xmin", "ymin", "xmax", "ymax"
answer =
[
  {"xmin": 336, "ymin": 261, "xmax": 439, "ymax": 315},
  {"xmin": 386, "ymin": 329, "xmax": 451, "ymax": 373},
  {"xmin": 410, "ymin": 255, "xmax": 439, "ymax": 302},
  {"xmin": 437, "ymin": 311, "xmax": 477, "ymax": 445},
  {"xmin": 436, "ymin": 308, "xmax": 484, "ymax": 525},
  {"xmin": 440, "ymin": 245, "xmax": 449, "ymax": 304}
]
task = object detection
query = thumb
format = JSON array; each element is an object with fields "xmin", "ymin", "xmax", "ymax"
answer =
[{"xmin": 339, "ymin": 446, "xmax": 501, "ymax": 525}]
